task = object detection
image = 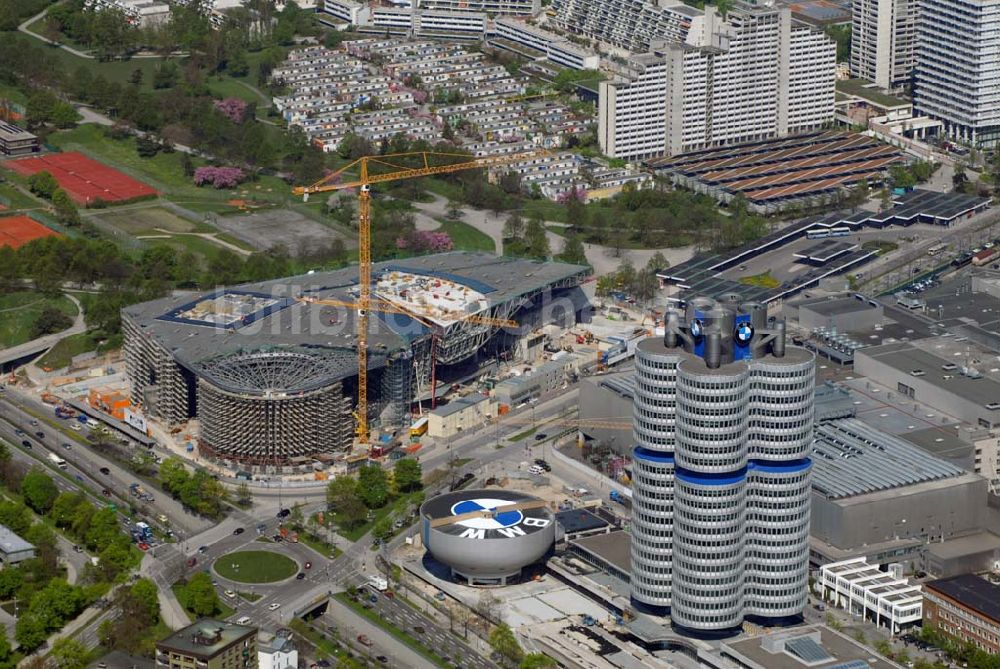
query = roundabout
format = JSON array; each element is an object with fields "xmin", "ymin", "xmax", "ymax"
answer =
[{"xmin": 213, "ymin": 550, "xmax": 298, "ymax": 584}]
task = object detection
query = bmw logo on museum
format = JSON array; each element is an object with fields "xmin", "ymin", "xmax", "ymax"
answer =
[{"xmin": 420, "ymin": 489, "xmax": 555, "ymax": 585}]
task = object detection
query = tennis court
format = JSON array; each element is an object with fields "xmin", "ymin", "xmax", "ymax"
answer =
[{"xmin": 5, "ymin": 151, "xmax": 159, "ymax": 205}]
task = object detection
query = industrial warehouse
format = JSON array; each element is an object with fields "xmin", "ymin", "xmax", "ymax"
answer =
[{"xmin": 122, "ymin": 252, "xmax": 589, "ymax": 469}]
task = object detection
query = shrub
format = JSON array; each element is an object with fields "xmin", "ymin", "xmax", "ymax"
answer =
[{"xmin": 193, "ymin": 166, "xmax": 245, "ymax": 189}]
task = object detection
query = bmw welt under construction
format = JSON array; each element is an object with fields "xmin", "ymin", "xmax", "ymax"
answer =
[{"xmin": 121, "ymin": 252, "xmax": 590, "ymax": 469}]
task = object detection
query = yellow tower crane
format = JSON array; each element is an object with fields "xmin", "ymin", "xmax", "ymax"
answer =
[{"xmin": 292, "ymin": 149, "xmax": 548, "ymax": 448}]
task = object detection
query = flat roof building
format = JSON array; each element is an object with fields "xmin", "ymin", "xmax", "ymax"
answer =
[
  {"xmin": 0, "ymin": 121, "xmax": 38, "ymax": 157},
  {"xmin": 818, "ymin": 558, "xmax": 922, "ymax": 633},
  {"xmin": 155, "ymin": 620, "xmax": 257, "ymax": 669},
  {"xmin": 923, "ymin": 574, "xmax": 1000, "ymax": 654},
  {"xmin": 426, "ymin": 394, "xmax": 495, "ymax": 438},
  {"xmin": 0, "ymin": 525, "xmax": 35, "ymax": 566},
  {"xmin": 722, "ymin": 625, "xmax": 905, "ymax": 669}
]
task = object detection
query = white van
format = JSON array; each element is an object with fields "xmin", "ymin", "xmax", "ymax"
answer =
[{"xmin": 235, "ymin": 616, "xmax": 252, "ymax": 625}]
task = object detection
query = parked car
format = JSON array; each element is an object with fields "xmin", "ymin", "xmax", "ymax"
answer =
[
  {"xmin": 357, "ymin": 635, "xmax": 372, "ymax": 647},
  {"xmin": 20, "ymin": 440, "xmax": 31, "ymax": 449}
]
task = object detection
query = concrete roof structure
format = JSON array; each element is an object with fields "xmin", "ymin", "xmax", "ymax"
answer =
[
  {"xmin": 156, "ymin": 620, "xmax": 256, "ymax": 659},
  {"xmin": 123, "ymin": 252, "xmax": 589, "ymax": 383},
  {"xmin": 570, "ymin": 530, "xmax": 631, "ymax": 573},
  {"xmin": 0, "ymin": 525, "xmax": 34, "ymax": 556},
  {"xmin": 723, "ymin": 625, "xmax": 904, "ymax": 669},
  {"xmin": 812, "ymin": 418, "xmax": 967, "ymax": 500}
]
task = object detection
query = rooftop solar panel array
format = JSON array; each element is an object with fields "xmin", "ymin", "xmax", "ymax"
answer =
[
  {"xmin": 649, "ymin": 132, "xmax": 904, "ymax": 204},
  {"xmin": 784, "ymin": 636, "xmax": 833, "ymax": 664}
]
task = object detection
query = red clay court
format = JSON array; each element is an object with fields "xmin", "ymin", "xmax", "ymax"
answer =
[
  {"xmin": 5, "ymin": 151, "xmax": 158, "ymax": 205},
  {"xmin": 0, "ymin": 215, "xmax": 61, "ymax": 249}
]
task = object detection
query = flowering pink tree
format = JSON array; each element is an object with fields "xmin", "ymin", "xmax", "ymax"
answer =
[
  {"xmin": 193, "ymin": 166, "xmax": 246, "ymax": 188},
  {"xmin": 214, "ymin": 98, "xmax": 249, "ymax": 123},
  {"xmin": 396, "ymin": 230, "xmax": 454, "ymax": 253},
  {"xmin": 557, "ymin": 185, "xmax": 588, "ymax": 204}
]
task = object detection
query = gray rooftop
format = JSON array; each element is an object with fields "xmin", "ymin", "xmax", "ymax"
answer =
[
  {"xmin": 0, "ymin": 121, "xmax": 36, "ymax": 141},
  {"xmin": 724, "ymin": 626, "xmax": 904, "ymax": 669},
  {"xmin": 0, "ymin": 525, "xmax": 34, "ymax": 555},
  {"xmin": 856, "ymin": 341, "xmax": 1000, "ymax": 408},
  {"xmin": 812, "ymin": 418, "xmax": 966, "ymax": 499},
  {"xmin": 801, "ymin": 295, "xmax": 878, "ymax": 317},
  {"xmin": 571, "ymin": 530, "xmax": 631, "ymax": 573},
  {"xmin": 429, "ymin": 393, "xmax": 489, "ymax": 418},
  {"xmin": 156, "ymin": 620, "xmax": 256, "ymax": 658},
  {"xmin": 124, "ymin": 252, "xmax": 588, "ymax": 384}
]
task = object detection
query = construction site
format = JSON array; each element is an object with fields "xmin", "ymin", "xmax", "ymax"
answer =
[{"xmin": 120, "ymin": 251, "xmax": 591, "ymax": 471}]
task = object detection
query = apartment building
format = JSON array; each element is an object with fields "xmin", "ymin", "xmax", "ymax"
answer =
[
  {"xmin": 156, "ymin": 621, "xmax": 257, "ymax": 669},
  {"xmin": 913, "ymin": 0, "xmax": 1000, "ymax": 146},
  {"xmin": 850, "ymin": 0, "xmax": 916, "ymax": 91},
  {"xmin": 923, "ymin": 574, "xmax": 1000, "ymax": 654},
  {"xmin": 83, "ymin": 0, "xmax": 169, "ymax": 26},
  {"xmin": 492, "ymin": 18, "xmax": 600, "ymax": 70},
  {"xmin": 419, "ymin": 0, "xmax": 539, "ymax": 16},
  {"xmin": 598, "ymin": 3, "xmax": 835, "ymax": 159},
  {"xmin": 551, "ymin": 0, "xmax": 707, "ymax": 53},
  {"xmin": 322, "ymin": 0, "xmax": 370, "ymax": 25}
]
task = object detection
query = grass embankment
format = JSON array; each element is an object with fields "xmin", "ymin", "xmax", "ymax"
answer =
[
  {"xmin": 738, "ymin": 272, "xmax": 781, "ymax": 289},
  {"xmin": 0, "ymin": 291, "xmax": 77, "ymax": 349},
  {"xmin": 212, "ymin": 550, "xmax": 298, "ymax": 584},
  {"xmin": 338, "ymin": 491, "xmax": 423, "ymax": 543},
  {"xmin": 334, "ymin": 593, "xmax": 450, "ymax": 668},
  {"xmin": 862, "ymin": 239, "xmax": 899, "ymax": 254},
  {"xmin": 35, "ymin": 331, "xmax": 109, "ymax": 370},
  {"xmin": 435, "ymin": 219, "xmax": 496, "ymax": 253}
]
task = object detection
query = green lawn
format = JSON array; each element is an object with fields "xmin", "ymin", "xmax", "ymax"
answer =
[
  {"xmin": 297, "ymin": 530, "xmax": 341, "ymax": 558},
  {"xmin": 35, "ymin": 331, "xmax": 102, "ymax": 370},
  {"xmin": 205, "ymin": 77, "xmax": 269, "ymax": 106},
  {"xmin": 238, "ymin": 591, "xmax": 262, "ymax": 602},
  {"xmin": 0, "ymin": 292, "xmax": 77, "ymax": 349},
  {"xmin": 339, "ymin": 491, "xmax": 423, "ymax": 542},
  {"xmin": 0, "ymin": 183, "xmax": 43, "ymax": 211},
  {"xmin": 437, "ymin": 219, "xmax": 495, "ymax": 253},
  {"xmin": 334, "ymin": 593, "xmax": 450, "ymax": 668},
  {"xmin": 49, "ymin": 124, "xmax": 293, "ymax": 206},
  {"xmin": 862, "ymin": 239, "xmax": 899, "ymax": 255},
  {"xmin": 0, "ymin": 83, "xmax": 28, "ymax": 106},
  {"xmin": 212, "ymin": 550, "xmax": 298, "ymax": 583},
  {"xmin": 510, "ymin": 426, "xmax": 537, "ymax": 441},
  {"xmin": 33, "ymin": 44, "xmax": 170, "ymax": 92}
]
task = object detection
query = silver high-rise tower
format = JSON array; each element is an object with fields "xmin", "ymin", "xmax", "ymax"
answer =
[{"xmin": 630, "ymin": 296, "xmax": 814, "ymax": 634}]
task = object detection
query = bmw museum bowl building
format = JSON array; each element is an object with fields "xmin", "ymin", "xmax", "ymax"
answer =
[{"xmin": 420, "ymin": 489, "xmax": 555, "ymax": 585}]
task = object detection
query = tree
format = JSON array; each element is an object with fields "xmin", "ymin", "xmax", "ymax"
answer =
[
  {"xmin": 22, "ymin": 469, "xmax": 59, "ymax": 514},
  {"xmin": 31, "ymin": 306, "xmax": 73, "ymax": 338},
  {"xmin": 372, "ymin": 517, "xmax": 393, "ymax": 541},
  {"xmin": 615, "ymin": 258, "xmax": 636, "ymax": 291},
  {"xmin": 489, "ymin": 623, "xmax": 524, "ymax": 668},
  {"xmin": 236, "ymin": 481, "xmax": 252, "ymax": 507},
  {"xmin": 85, "ymin": 507, "xmax": 123, "ymax": 550},
  {"xmin": 289, "ymin": 503, "xmax": 304, "ymax": 530},
  {"xmin": 52, "ymin": 188, "xmax": 81, "ymax": 226},
  {"xmin": 524, "ymin": 216, "xmax": 549, "ymax": 259},
  {"xmin": 227, "ymin": 49, "xmax": 250, "ymax": 76},
  {"xmin": 558, "ymin": 233, "xmax": 587, "ymax": 265},
  {"xmin": 153, "ymin": 60, "xmax": 179, "ymax": 89},
  {"xmin": 335, "ymin": 494, "xmax": 367, "ymax": 530},
  {"xmin": 873, "ymin": 639, "xmax": 893, "ymax": 657},
  {"xmin": 131, "ymin": 577, "xmax": 160, "ymax": 624},
  {"xmin": 28, "ymin": 171, "xmax": 59, "ymax": 199},
  {"xmin": 520, "ymin": 654, "xmax": 558, "ymax": 669},
  {"xmin": 646, "ymin": 251, "xmax": 669, "ymax": 273},
  {"xmin": 503, "ymin": 212, "xmax": 525, "ymax": 240},
  {"xmin": 51, "ymin": 102, "xmax": 81, "ymax": 129},
  {"xmin": 393, "ymin": 458, "xmax": 422, "ymax": 493},
  {"xmin": 446, "ymin": 200, "xmax": 464, "ymax": 221},
  {"xmin": 50, "ymin": 492, "xmax": 86, "ymax": 528},
  {"xmin": 50, "ymin": 638, "xmax": 89, "ymax": 669},
  {"xmin": 160, "ymin": 456, "xmax": 191, "ymax": 492},
  {"xmin": 357, "ymin": 465, "xmax": 389, "ymax": 509},
  {"xmin": 185, "ymin": 572, "xmax": 220, "ymax": 617},
  {"xmin": 326, "ymin": 474, "xmax": 358, "ymax": 510}
]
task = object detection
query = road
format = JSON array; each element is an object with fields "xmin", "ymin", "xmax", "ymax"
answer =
[
  {"xmin": 0, "ymin": 393, "xmax": 211, "ymax": 538},
  {"xmin": 0, "ymin": 294, "xmax": 85, "ymax": 368}
]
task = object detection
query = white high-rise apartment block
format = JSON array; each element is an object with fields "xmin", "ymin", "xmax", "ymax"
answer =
[
  {"xmin": 913, "ymin": 0, "xmax": 1000, "ymax": 146},
  {"xmin": 598, "ymin": 3, "xmax": 835, "ymax": 159},
  {"xmin": 850, "ymin": 0, "xmax": 916, "ymax": 91}
]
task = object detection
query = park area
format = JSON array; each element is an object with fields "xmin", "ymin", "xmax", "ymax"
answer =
[
  {"xmin": 0, "ymin": 214, "xmax": 61, "ymax": 249},
  {"xmin": 0, "ymin": 291, "xmax": 77, "ymax": 349},
  {"xmin": 4, "ymin": 151, "xmax": 159, "ymax": 205},
  {"xmin": 213, "ymin": 550, "xmax": 297, "ymax": 584}
]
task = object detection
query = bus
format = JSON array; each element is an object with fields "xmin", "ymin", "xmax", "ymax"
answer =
[
  {"xmin": 806, "ymin": 227, "xmax": 851, "ymax": 239},
  {"xmin": 47, "ymin": 453, "xmax": 67, "ymax": 469},
  {"xmin": 928, "ymin": 243, "xmax": 948, "ymax": 257},
  {"xmin": 410, "ymin": 416, "xmax": 429, "ymax": 438}
]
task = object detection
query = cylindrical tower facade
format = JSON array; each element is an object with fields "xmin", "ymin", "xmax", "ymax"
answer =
[
  {"xmin": 629, "ymin": 339, "xmax": 678, "ymax": 611},
  {"xmin": 631, "ymin": 297, "xmax": 814, "ymax": 635}
]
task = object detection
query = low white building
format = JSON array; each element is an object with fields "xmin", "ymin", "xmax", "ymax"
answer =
[
  {"xmin": 84, "ymin": 0, "xmax": 170, "ymax": 26},
  {"xmin": 0, "ymin": 525, "xmax": 35, "ymax": 567},
  {"xmin": 817, "ymin": 558, "xmax": 923, "ymax": 633},
  {"xmin": 492, "ymin": 18, "xmax": 600, "ymax": 70},
  {"xmin": 258, "ymin": 634, "xmax": 296, "ymax": 669}
]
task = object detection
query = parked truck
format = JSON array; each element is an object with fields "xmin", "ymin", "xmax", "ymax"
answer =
[
  {"xmin": 132, "ymin": 522, "xmax": 152, "ymax": 542},
  {"xmin": 129, "ymin": 483, "xmax": 154, "ymax": 502}
]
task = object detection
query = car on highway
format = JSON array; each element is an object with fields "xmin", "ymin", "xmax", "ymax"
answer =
[
  {"xmin": 14, "ymin": 429, "xmax": 23, "ymax": 436},
  {"xmin": 276, "ymin": 508, "xmax": 291, "ymax": 519},
  {"xmin": 73, "ymin": 545, "xmax": 83, "ymax": 553},
  {"xmin": 61, "ymin": 442, "xmax": 71, "ymax": 450},
  {"xmin": 99, "ymin": 467, "xmax": 110, "ymax": 475},
  {"xmin": 268, "ymin": 603, "xmax": 281, "ymax": 611},
  {"xmin": 376, "ymin": 656, "xmax": 388, "ymax": 664},
  {"xmin": 198, "ymin": 546, "xmax": 208, "ymax": 554},
  {"xmin": 356, "ymin": 634, "xmax": 372, "ymax": 646},
  {"xmin": 34, "ymin": 431, "xmax": 44, "ymax": 439},
  {"xmin": 157, "ymin": 514, "xmax": 168, "ymax": 523},
  {"xmin": 233, "ymin": 527, "xmax": 245, "ymax": 535},
  {"xmin": 304, "ymin": 561, "xmax": 311, "ymax": 569},
  {"xmin": 70, "ymin": 423, "xmax": 81, "ymax": 431},
  {"xmin": 30, "ymin": 419, "xmax": 38, "ymax": 426},
  {"xmin": 187, "ymin": 557, "xmax": 197, "ymax": 567},
  {"xmin": 296, "ymin": 573, "xmax": 305, "ymax": 580},
  {"xmin": 137, "ymin": 543, "xmax": 150, "ymax": 551},
  {"xmin": 224, "ymin": 590, "xmax": 236, "ymax": 598},
  {"xmin": 533, "ymin": 433, "xmax": 547, "ymax": 441},
  {"xmin": 20, "ymin": 440, "xmax": 31, "ymax": 449}
]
